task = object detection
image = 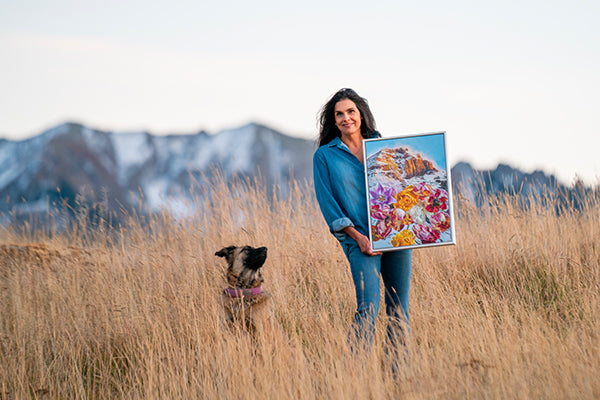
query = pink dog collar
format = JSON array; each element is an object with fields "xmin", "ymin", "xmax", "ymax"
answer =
[{"xmin": 223, "ymin": 287, "xmax": 262, "ymax": 298}]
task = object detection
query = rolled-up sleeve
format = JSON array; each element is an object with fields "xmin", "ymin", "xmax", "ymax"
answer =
[{"xmin": 313, "ymin": 149, "xmax": 354, "ymax": 237}]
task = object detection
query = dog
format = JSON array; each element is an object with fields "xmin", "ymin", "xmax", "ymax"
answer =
[{"xmin": 215, "ymin": 245, "xmax": 280, "ymax": 337}]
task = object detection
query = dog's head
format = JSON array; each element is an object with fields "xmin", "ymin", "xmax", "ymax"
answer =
[{"xmin": 215, "ymin": 245, "xmax": 268, "ymax": 289}]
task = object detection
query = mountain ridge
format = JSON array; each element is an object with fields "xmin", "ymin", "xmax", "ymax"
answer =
[
  {"xmin": 0, "ymin": 121, "xmax": 592, "ymax": 227},
  {"xmin": 0, "ymin": 121, "xmax": 315, "ymax": 225}
]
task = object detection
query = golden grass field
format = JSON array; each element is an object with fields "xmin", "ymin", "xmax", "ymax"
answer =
[{"xmin": 1, "ymin": 177, "xmax": 599, "ymax": 399}]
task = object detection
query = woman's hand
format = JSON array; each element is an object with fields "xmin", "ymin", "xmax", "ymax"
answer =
[
  {"xmin": 356, "ymin": 234, "xmax": 382, "ymax": 256},
  {"xmin": 343, "ymin": 227, "xmax": 383, "ymax": 256}
]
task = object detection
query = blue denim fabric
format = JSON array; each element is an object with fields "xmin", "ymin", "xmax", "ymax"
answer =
[
  {"xmin": 313, "ymin": 137, "xmax": 413, "ymax": 349},
  {"xmin": 342, "ymin": 239, "xmax": 412, "ymax": 348},
  {"xmin": 313, "ymin": 137, "xmax": 369, "ymax": 241}
]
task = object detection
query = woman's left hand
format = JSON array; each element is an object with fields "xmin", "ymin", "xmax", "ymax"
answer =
[{"xmin": 343, "ymin": 227, "xmax": 382, "ymax": 256}]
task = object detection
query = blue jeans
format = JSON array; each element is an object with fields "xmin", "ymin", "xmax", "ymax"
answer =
[{"xmin": 341, "ymin": 239, "xmax": 412, "ymax": 349}]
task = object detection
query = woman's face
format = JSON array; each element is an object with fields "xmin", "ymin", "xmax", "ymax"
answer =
[{"xmin": 334, "ymin": 98, "xmax": 362, "ymax": 137}]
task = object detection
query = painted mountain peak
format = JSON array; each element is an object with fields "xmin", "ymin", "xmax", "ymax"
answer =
[
  {"xmin": 369, "ymin": 147, "xmax": 438, "ymax": 182},
  {"xmin": 367, "ymin": 145, "xmax": 445, "ymax": 193}
]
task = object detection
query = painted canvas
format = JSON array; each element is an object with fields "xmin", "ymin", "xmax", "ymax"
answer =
[{"xmin": 363, "ymin": 132, "xmax": 456, "ymax": 251}]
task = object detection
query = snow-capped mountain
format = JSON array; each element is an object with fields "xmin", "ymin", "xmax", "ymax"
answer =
[{"xmin": 0, "ymin": 122, "xmax": 314, "ymax": 224}]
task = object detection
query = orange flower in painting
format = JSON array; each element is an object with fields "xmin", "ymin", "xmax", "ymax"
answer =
[
  {"xmin": 391, "ymin": 229, "xmax": 416, "ymax": 247},
  {"xmin": 394, "ymin": 186, "xmax": 419, "ymax": 211}
]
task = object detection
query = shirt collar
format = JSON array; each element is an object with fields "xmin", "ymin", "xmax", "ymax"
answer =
[
  {"xmin": 327, "ymin": 136, "xmax": 341, "ymax": 147},
  {"xmin": 328, "ymin": 136, "xmax": 350, "ymax": 152},
  {"xmin": 327, "ymin": 131, "xmax": 380, "ymax": 148},
  {"xmin": 330, "ymin": 136, "xmax": 362, "ymax": 162}
]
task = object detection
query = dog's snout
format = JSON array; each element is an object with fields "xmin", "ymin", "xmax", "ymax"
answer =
[{"xmin": 246, "ymin": 246, "xmax": 268, "ymax": 270}]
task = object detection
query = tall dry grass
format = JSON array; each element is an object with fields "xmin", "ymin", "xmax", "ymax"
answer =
[{"xmin": 0, "ymin": 176, "xmax": 598, "ymax": 399}]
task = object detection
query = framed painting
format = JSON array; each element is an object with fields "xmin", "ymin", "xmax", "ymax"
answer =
[{"xmin": 363, "ymin": 131, "xmax": 456, "ymax": 251}]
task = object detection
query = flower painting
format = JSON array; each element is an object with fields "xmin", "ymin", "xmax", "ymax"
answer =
[{"xmin": 363, "ymin": 132, "xmax": 455, "ymax": 251}]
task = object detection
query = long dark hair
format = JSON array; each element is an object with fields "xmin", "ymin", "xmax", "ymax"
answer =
[{"xmin": 317, "ymin": 88, "xmax": 379, "ymax": 147}]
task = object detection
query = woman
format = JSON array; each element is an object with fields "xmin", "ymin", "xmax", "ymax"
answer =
[{"xmin": 313, "ymin": 88, "xmax": 412, "ymax": 350}]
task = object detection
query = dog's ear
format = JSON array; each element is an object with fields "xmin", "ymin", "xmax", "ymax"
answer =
[{"xmin": 215, "ymin": 246, "xmax": 236, "ymax": 258}]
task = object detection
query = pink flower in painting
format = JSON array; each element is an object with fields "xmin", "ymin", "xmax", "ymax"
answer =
[
  {"xmin": 374, "ymin": 204, "xmax": 406, "ymax": 227},
  {"xmin": 370, "ymin": 183, "xmax": 396, "ymax": 208},
  {"xmin": 412, "ymin": 182, "xmax": 432, "ymax": 201},
  {"xmin": 371, "ymin": 204, "xmax": 406, "ymax": 240},
  {"xmin": 412, "ymin": 224, "xmax": 440, "ymax": 244},
  {"xmin": 374, "ymin": 219, "xmax": 393, "ymax": 239},
  {"xmin": 393, "ymin": 207, "xmax": 406, "ymax": 223},
  {"xmin": 430, "ymin": 212, "xmax": 450, "ymax": 232},
  {"xmin": 391, "ymin": 207, "xmax": 407, "ymax": 231},
  {"xmin": 371, "ymin": 204, "xmax": 393, "ymax": 221},
  {"xmin": 425, "ymin": 188, "xmax": 448, "ymax": 214}
]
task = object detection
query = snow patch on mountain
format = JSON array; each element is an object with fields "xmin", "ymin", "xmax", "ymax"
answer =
[
  {"xmin": 113, "ymin": 131, "xmax": 153, "ymax": 169},
  {"xmin": 144, "ymin": 177, "xmax": 170, "ymax": 211},
  {"xmin": 261, "ymin": 130, "xmax": 287, "ymax": 178},
  {"xmin": 202, "ymin": 125, "xmax": 256, "ymax": 172}
]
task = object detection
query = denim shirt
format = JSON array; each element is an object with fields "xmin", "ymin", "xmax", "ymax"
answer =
[{"xmin": 313, "ymin": 136, "xmax": 369, "ymax": 242}]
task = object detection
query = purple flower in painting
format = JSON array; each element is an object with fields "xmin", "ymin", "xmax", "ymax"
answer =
[{"xmin": 370, "ymin": 183, "xmax": 395, "ymax": 207}]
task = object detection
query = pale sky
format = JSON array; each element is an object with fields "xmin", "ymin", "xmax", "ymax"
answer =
[{"xmin": 1, "ymin": 0, "xmax": 599, "ymax": 185}]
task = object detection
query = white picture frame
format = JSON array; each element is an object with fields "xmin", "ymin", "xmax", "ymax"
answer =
[{"xmin": 363, "ymin": 131, "xmax": 456, "ymax": 251}]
